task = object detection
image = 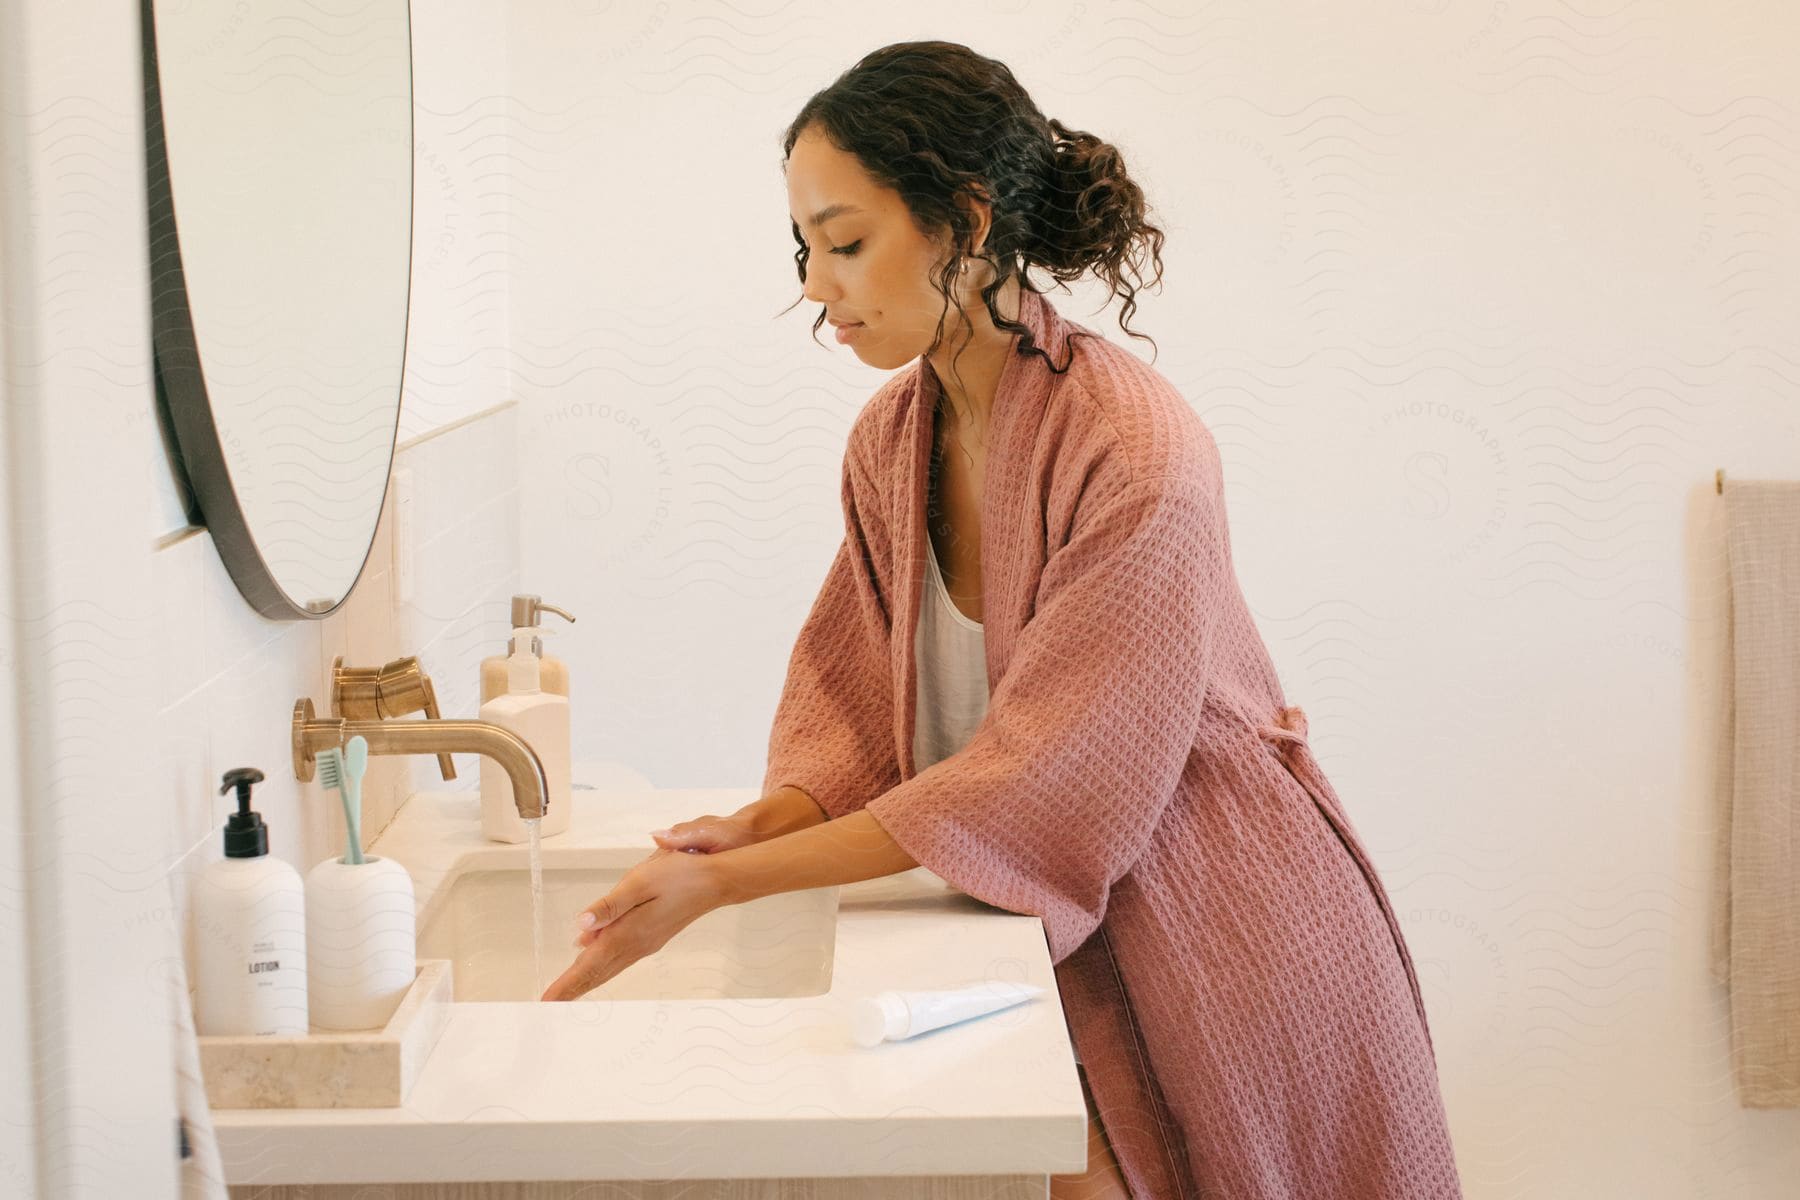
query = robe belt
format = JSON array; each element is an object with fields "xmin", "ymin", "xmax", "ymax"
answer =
[
  {"xmin": 1256, "ymin": 702, "xmax": 1329, "ymax": 818},
  {"xmin": 1255, "ymin": 704, "xmax": 1310, "ymax": 755}
]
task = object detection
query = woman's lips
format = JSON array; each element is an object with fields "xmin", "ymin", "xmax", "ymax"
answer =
[{"xmin": 834, "ymin": 322, "xmax": 864, "ymax": 344}]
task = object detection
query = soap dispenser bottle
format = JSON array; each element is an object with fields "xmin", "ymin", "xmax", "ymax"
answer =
[
  {"xmin": 479, "ymin": 631, "xmax": 572, "ymax": 842},
  {"xmin": 192, "ymin": 768, "xmax": 310, "ymax": 1036},
  {"xmin": 481, "ymin": 594, "xmax": 574, "ymax": 703}
]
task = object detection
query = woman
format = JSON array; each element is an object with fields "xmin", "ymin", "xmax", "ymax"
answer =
[{"xmin": 546, "ymin": 41, "xmax": 1464, "ymax": 1200}]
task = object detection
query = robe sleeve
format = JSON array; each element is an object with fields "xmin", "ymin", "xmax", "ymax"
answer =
[
  {"xmin": 760, "ymin": 428, "xmax": 902, "ymax": 820},
  {"xmin": 863, "ymin": 466, "xmax": 1229, "ymax": 964}
]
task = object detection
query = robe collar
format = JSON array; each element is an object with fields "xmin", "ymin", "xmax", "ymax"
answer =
[{"xmin": 891, "ymin": 286, "xmax": 1083, "ymax": 781}]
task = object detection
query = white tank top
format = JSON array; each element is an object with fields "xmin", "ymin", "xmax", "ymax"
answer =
[
  {"xmin": 912, "ymin": 535, "xmax": 989, "ymax": 775},
  {"xmin": 910, "ymin": 544, "xmax": 1080, "ymax": 1064}
]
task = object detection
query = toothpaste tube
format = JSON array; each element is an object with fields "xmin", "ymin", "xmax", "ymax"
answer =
[{"xmin": 848, "ymin": 979, "xmax": 1046, "ymax": 1048}]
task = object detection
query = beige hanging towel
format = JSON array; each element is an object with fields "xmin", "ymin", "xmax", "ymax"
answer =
[{"xmin": 1710, "ymin": 478, "xmax": 1800, "ymax": 1107}]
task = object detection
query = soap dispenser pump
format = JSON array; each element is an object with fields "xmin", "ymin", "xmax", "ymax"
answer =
[
  {"xmin": 481, "ymin": 594, "xmax": 575, "ymax": 703},
  {"xmin": 192, "ymin": 768, "xmax": 310, "ymax": 1036}
]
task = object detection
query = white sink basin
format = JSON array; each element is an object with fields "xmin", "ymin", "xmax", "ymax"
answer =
[{"xmin": 415, "ymin": 846, "xmax": 839, "ymax": 1002}]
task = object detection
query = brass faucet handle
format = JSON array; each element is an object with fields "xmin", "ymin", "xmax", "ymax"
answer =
[
  {"xmin": 373, "ymin": 656, "xmax": 433, "ymax": 718},
  {"xmin": 415, "ymin": 672, "xmax": 457, "ymax": 781},
  {"xmin": 329, "ymin": 655, "xmax": 458, "ymax": 780},
  {"xmin": 331, "ymin": 658, "xmax": 385, "ymax": 720},
  {"xmin": 373, "ymin": 657, "xmax": 456, "ymax": 779},
  {"xmin": 331, "ymin": 655, "xmax": 429, "ymax": 718}
]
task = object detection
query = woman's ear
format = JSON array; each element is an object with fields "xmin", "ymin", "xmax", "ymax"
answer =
[{"xmin": 954, "ymin": 185, "xmax": 995, "ymax": 261}]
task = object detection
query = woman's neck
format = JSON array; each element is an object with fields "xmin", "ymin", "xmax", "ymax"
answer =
[{"xmin": 924, "ymin": 273, "xmax": 1021, "ymax": 437}]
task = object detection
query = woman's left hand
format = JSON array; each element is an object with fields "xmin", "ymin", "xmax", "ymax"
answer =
[{"xmin": 540, "ymin": 847, "xmax": 735, "ymax": 1001}]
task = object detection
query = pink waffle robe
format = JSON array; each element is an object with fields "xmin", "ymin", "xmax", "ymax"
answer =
[{"xmin": 762, "ymin": 286, "xmax": 1464, "ymax": 1198}]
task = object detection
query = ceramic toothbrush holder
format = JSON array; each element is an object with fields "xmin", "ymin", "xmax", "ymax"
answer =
[{"xmin": 304, "ymin": 855, "xmax": 417, "ymax": 1031}]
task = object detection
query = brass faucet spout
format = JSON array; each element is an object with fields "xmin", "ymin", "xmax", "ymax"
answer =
[{"xmin": 291, "ymin": 697, "xmax": 549, "ymax": 820}]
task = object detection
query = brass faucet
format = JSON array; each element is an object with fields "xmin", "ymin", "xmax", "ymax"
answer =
[{"xmin": 291, "ymin": 656, "xmax": 549, "ymax": 820}]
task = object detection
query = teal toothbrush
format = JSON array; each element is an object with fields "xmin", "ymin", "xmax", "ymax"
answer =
[
  {"xmin": 314, "ymin": 737, "xmax": 369, "ymax": 864},
  {"xmin": 341, "ymin": 735, "xmax": 368, "ymax": 864}
]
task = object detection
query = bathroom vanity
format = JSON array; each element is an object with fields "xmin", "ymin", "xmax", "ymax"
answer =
[{"xmin": 207, "ymin": 783, "xmax": 1088, "ymax": 1198}]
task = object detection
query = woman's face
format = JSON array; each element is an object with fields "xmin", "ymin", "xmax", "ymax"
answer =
[{"xmin": 785, "ymin": 125, "xmax": 984, "ymax": 371}]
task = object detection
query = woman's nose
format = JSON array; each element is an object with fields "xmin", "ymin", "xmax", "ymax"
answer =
[{"xmin": 801, "ymin": 261, "xmax": 840, "ymax": 306}]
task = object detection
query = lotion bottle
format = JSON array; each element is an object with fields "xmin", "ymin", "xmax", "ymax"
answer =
[
  {"xmin": 192, "ymin": 767, "xmax": 309, "ymax": 1036},
  {"xmin": 481, "ymin": 594, "xmax": 574, "ymax": 703},
  {"xmin": 479, "ymin": 630, "xmax": 572, "ymax": 842}
]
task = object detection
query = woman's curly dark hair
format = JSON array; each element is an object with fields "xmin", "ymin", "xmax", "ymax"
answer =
[{"xmin": 778, "ymin": 40, "xmax": 1166, "ymax": 392}]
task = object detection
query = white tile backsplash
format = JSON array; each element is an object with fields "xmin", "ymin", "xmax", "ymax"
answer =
[
  {"xmin": 197, "ymin": 528, "xmax": 289, "ymax": 681},
  {"xmin": 398, "ymin": 400, "xmax": 517, "ymax": 544},
  {"xmin": 343, "ymin": 559, "xmax": 396, "ymax": 667},
  {"xmin": 159, "ymin": 685, "xmax": 213, "ymax": 885},
  {"xmin": 152, "ymin": 530, "xmax": 209, "ymax": 710},
  {"xmin": 317, "ymin": 601, "xmax": 351, "ymax": 691}
]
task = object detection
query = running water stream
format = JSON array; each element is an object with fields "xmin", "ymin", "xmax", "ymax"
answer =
[{"xmin": 526, "ymin": 816, "xmax": 544, "ymax": 996}]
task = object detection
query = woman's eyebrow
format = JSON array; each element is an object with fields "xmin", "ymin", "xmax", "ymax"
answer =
[{"xmin": 793, "ymin": 203, "xmax": 864, "ymax": 230}]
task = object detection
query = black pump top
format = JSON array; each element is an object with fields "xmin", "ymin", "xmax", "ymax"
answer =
[{"xmin": 219, "ymin": 767, "xmax": 270, "ymax": 858}]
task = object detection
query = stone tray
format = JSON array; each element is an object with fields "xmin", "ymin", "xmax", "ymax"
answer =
[{"xmin": 197, "ymin": 958, "xmax": 453, "ymax": 1109}]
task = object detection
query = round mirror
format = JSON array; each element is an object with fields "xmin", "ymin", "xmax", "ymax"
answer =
[{"xmin": 144, "ymin": 0, "xmax": 413, "ymax": 618}]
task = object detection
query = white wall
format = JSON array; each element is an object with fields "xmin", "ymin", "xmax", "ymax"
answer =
[
  {"xmin": 2, "ymin": 2, "xmax": 519, "ymax": 1197},
  {"xmin": 0, "ymin": 130, "xmax": 41, "ymax": 1196},
  {"xmin": 500, "ymin": 4, "xmax": 1800, "ymax": 1197},
  {"xmin": 1, "ymin": 5, "xmax": 179, "ymax": 1192}
]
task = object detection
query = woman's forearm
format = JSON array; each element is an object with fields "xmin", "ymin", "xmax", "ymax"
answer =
[
  {"xmin": 709, "ymin": 808, "xmax": 920, "ymax": 905},
  {"xmin": 730, "ymin": 785, "xmax": 832, "ymax": 839}
]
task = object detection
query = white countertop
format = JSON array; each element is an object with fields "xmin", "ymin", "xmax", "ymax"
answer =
[{"xmin": 211, "ymin": 779, "xmax": 1085, "ymax": 1185}]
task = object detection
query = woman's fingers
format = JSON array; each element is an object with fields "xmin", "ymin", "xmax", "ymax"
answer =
[
  {"xmin": 544, "ymin": 852, "xmax": 729, "ymax": 1002},
  {"xmin": 572, "ymin": 879, "xmax": 640, "ymax": 947},
  {"xmin": 649, "ymin": 814, "xmax": 758, "ymax": 855},
  {"xmin": 653, "ymin": 815, "xmax": 724, "ymax": 842},
  {"xmin": 544, "ymin": 924, "xmax": 635, "ymax": 1001}
]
